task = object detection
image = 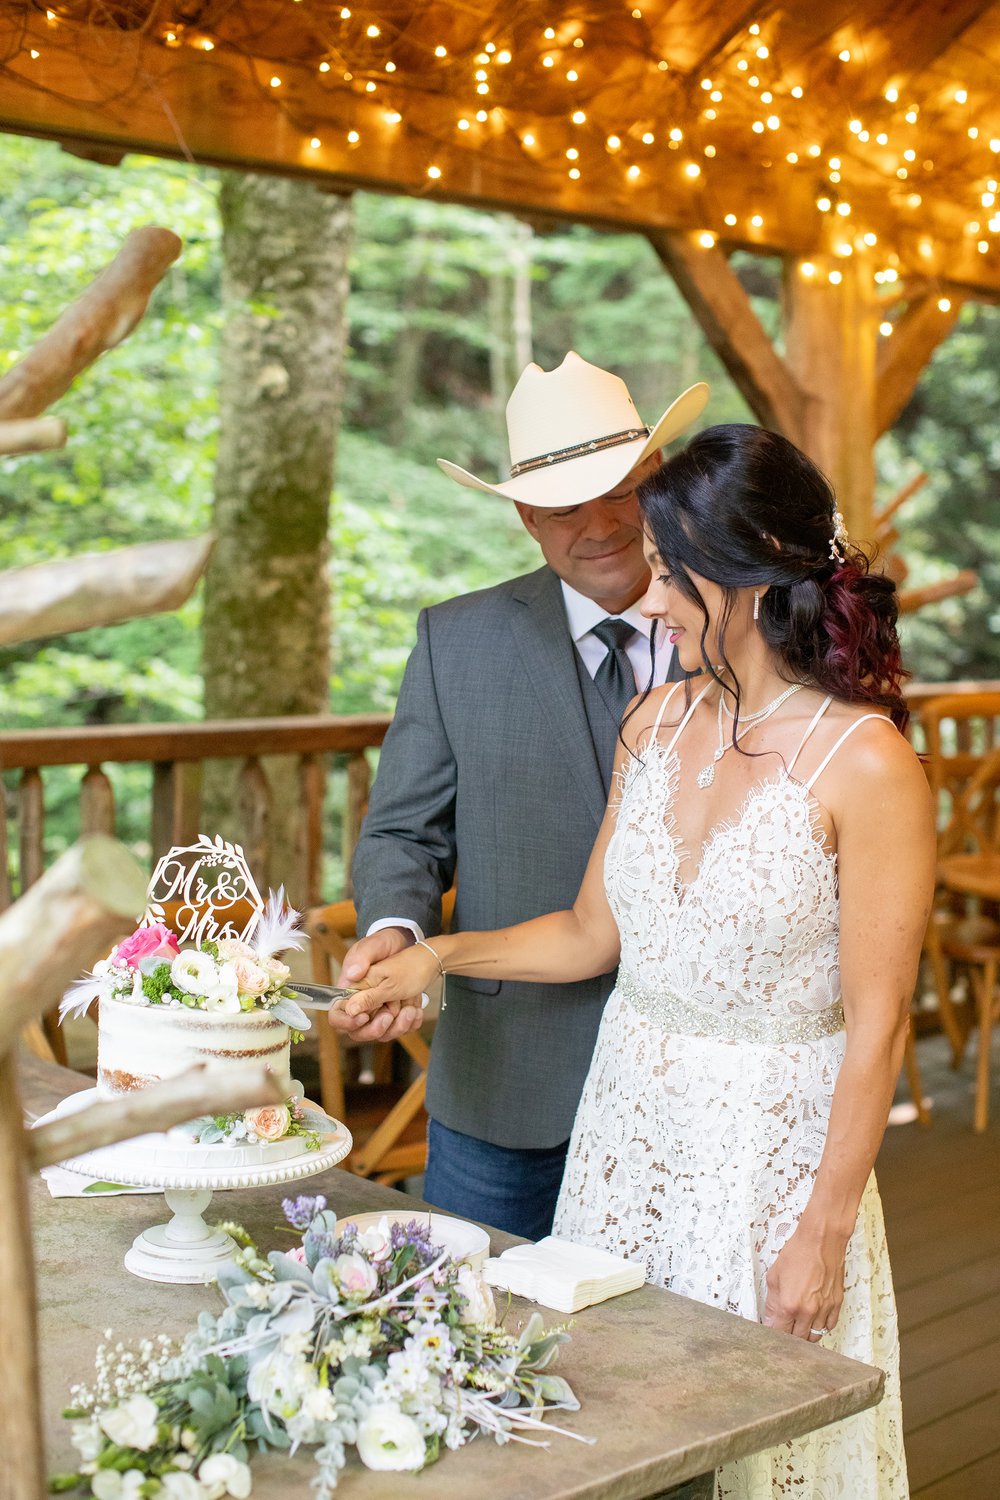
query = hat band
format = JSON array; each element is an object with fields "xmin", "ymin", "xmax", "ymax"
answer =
[{"xmin": 509, "ymin": 425, "xmax": 651, "ymax": 479}]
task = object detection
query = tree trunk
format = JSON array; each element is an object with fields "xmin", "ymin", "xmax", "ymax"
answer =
[{"xmin": 202, "ymin": 175, "xmax": 353, "ymax": 903}]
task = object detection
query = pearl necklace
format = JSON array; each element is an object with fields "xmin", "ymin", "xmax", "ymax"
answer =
[{"xmin": 697, "ymin": 681, "xmax": 806, "ymax": 789}]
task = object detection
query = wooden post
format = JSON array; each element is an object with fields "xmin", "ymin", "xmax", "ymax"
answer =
[
  {"xmin": 783, "ymin": 255, "xmax": 879, "ymax": 542},
  {"xmin": 0, "ymin": 1049, "xmax": 44, "ymax": 1500}
]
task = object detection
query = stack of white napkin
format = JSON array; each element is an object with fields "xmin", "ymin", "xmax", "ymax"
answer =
[{"xmin": 482, "ymin": 1235, "xmax": 646, "ymax": 1313}]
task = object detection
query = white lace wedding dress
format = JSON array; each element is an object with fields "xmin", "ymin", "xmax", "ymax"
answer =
[{"xmin": 554, "ymin": 682, "xmax": 908, "ymax": 1498}]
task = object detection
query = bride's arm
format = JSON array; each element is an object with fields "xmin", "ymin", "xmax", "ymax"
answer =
[
  {"xmin": 340, "ymin": 721, "xmax": 645, "ymax": 1016},
  {"xmin": 763, "ymin": 723, "xmax": 935, "ymax": 1339}
]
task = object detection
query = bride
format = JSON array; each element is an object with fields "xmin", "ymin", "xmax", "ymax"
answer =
[{"xmin": 342, "ymin": 423, "xmax": 935, "ymax": 1497}]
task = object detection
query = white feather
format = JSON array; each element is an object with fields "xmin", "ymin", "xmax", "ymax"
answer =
[
  {"xmin": 59, "ymin": 974, "xmax": 103, "ymax": 1022},
  {"xmin": 251, "ymin": 886, "xmax": 305, "ymax": 959}
]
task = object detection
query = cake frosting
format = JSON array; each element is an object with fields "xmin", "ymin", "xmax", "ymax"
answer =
[{"xmin": 97, "ymin": 993, "xmax": 291, "ymax": 1098}]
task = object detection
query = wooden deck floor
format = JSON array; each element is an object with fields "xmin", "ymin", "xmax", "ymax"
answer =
[{"xmin": 879, "ymin": 1027, "xmax": 1000, "ymax": 1497}]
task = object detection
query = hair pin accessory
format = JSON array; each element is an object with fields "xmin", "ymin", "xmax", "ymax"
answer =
[{"xmin": 829, "ymin": 509, "xmax": 849, "ymax": 564}]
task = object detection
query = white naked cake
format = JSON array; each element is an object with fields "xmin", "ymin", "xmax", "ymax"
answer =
[{"xmin": 62, "ymin": 835, "xmax": 335, "ymax": 1167}]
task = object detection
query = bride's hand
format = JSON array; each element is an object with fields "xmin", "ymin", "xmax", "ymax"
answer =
[
  {"xmin": 763, "ymin": 1224, "xmax": 847, "ymax": 1341},
  {"xmin": 341, "ymin": 943, "xmax": 442, "ymax": 1018}
]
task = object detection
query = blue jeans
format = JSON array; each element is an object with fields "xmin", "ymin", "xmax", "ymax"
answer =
[{"xmin": 423, "ymin": 1118, "xmax": 569, "ymax": 1240}]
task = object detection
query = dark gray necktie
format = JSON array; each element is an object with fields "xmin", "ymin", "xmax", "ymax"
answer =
[{"xmin": 592, "ymin": 617, "xmax": 638, "ymax": 725}]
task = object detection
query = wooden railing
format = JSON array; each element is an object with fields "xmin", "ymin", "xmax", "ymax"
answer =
[{"xmin": 0, "ymin": 715, "xmax": 392, "ymax": 911}]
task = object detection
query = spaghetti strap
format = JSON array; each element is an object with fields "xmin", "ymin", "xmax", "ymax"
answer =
[
  {"xmin": 803, "ymin": 713, "xmax": 895, "ymax": 791},
  {"xmin": 661, "ymin": 679, "xmax": 714, "ymax": 754},
  {"xmin": 649, "ymin": 680, "xmax": 688, "ymax": 738},
  {"xmin": 787, "ymin": 695, "xmax": 834, "ymax": 776}
]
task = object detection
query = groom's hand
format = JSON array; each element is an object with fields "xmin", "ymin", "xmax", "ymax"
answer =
[{"xmin": 328, "ymin": 928, "xmax": 425, "ymax": 1043}]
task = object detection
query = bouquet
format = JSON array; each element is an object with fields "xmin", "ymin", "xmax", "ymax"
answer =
[
  {"xmin": 53, "ymin": 1199, "xmax": 586, "ymax": 1498},
  {"xmin": 60, "ymin": 891, "xmax": 310, "ymax": 1033}
]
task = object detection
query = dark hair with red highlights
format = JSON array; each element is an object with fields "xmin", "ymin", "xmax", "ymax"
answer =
[{"xmin": 636, "ymin": 424, "xmax": 908, "ymax": 731}]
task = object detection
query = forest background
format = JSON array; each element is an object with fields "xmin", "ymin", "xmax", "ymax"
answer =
[{"xmin": 1, "ymin": 135, "xmax": 998, "ymax": 875}]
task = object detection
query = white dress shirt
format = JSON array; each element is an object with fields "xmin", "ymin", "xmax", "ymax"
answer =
[{"xmin": 369, "ymin": 581, "xmax": 673, "ymax": 953}]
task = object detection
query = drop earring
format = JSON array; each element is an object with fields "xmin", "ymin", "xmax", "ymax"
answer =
[{"xmin": 753, "ymin": 589, "xmax": 760, "ymax": 622}]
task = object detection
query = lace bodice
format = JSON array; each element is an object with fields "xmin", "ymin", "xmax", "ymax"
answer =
[{"xmin": 606, "ymin": 740, "xmax": 842, "ymax": 1021}]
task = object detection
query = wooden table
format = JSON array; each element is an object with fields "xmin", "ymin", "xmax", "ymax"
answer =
[{"xmin": 25, "ymin": 1058, "xmax": 884, "ymax": 1500}]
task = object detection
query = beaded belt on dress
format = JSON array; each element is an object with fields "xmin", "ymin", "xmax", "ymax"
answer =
[{"xmin": 618, "ymin": 970, "xmax": 845, "ymax": 1044}]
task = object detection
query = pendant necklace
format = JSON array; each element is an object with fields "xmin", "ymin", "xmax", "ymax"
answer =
[{"xmin": 696, "ymin": 681, "xmax": 806, "ymax": 790}]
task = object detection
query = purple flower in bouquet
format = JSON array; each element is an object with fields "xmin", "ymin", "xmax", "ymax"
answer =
[{"xmin": 282, "ymin": 1194, "xmax": 327, "ymax": 1231}]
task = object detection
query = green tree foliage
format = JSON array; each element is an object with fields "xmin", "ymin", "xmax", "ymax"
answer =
[{"xmin": 1, "ymin": 131, "xmax": 997, "ymax": 751}]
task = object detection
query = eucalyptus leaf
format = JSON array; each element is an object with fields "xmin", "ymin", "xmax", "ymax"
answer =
[{"xmin": 271, "ymin": 995, "xmax": 310, "ymax": 1030}]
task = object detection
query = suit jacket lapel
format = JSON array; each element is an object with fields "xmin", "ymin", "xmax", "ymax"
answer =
[{"xmin": 509, "ymin": 568, "xmax": 607, "ymax": 828}]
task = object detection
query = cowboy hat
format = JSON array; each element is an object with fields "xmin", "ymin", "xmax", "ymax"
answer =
[{"xmin": 437, "ymin": 351, "xmax": 709, "ymax": 507}]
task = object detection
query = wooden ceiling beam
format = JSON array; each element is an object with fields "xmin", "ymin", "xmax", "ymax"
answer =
[
  {"xmin": 647, "ymin": 228, "xmax": 810, "ymax": 444},
  {"xmin": 875, "ymin": 291, "xmax": 964, "ymax": 436}
]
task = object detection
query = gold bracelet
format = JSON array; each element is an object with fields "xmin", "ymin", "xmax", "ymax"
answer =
[{"xmin": 414, "ymin": 938, "xmax": 446, "ymax": 977}]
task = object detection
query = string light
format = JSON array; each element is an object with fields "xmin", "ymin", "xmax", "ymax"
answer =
[
  {"xmin": 434, "ymin": 45, "xmax": 447, "ymax": 57},
  {"xmin": 347, "ymin": 130, "xmax": 360, "ymax": 143},
  {"xmin": 309, "ymin": 136, "xmax": 320, "ymax": 148},
  {"xmin": 685, "ymin": 162, "xmax": 701, "ymax": 178},
  {"xmin": 800, "ymin": 261, "xmax": 816, "ymax": 277},
  {"xmin": 627, "ymin": 165, "xmax": 641, "ymax": 179},
  {"xmin": 724, "ymin": 213, "xmax": 737, "ymax": 225},
  {"xmin": 938, "ymin": 297, "xmax": 952, "ymax": 311},
  {"xmin": 522, "ymin": 133, "xmax": 536, "ymax": 147},
  {"xmin": 829, "ymin": 269, "xmax": 843, "ymax": 283},
  {"xmin": 751, "ymin": 213, "xmax": 763, "ymax": 227},
  {"xmin": 879, "ymin": 320, "xmax": 893, "ymax": 335},
  {"xmin": 457, "ymin": 118, "xmax": 470, "ymax": 131},
  {"xmin": 427, "ymin": 164, "xmax": 441, "ymax": 179}
]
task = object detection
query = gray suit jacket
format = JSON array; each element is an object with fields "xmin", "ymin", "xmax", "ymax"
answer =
[{"xmin": 353, "ymin": 565, "xmax": 619, "ymax": 1149}]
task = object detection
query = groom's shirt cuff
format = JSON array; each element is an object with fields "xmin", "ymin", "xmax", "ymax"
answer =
[{"xmin": 365, "ymin": 918, "xmax": 430, "ymax": 1008}]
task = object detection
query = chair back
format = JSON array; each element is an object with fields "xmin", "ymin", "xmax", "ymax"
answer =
[
  {"xmin": 914, "ymin": 692, "xmax": 1000, "ymax": 846},
  {"xmin": 941, "ymin": 747, "xmax": 1000, "ymax": 858}
]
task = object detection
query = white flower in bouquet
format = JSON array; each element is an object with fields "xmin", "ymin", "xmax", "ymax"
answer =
[
  {"xmin": 454, "ymin": 1264, "xmax": 497, "ymax": 1327},
  {"xmin": 334, "ymin": 1252, "xmax": 379, "ymax": 1298},
  {"xmin": 197, "ymin": 1453, "xmax": 253, "ymax": 1499},
  {"xmin": 90, "ymin": 1470, "xmax": 147, "ymax": 1500},
  {"xmin": 96, "ymin": 1392, "xmax": 159, "ymax": 1451},
  {"xmin": 69, "ymin": 1417, "xmax": 102, "ymax": 1462},
  {"xmin": 246, "ymin": 1347, "xmax": 313, "ymax": 1422},
  {"xmin": 355, "ymin": 1405, "xmax": 426, "ymax": 1472},
  {"xmin": 355, "ymin": 1218, "xmax": 394, "ymax": 1263},
  {"xmin": 170, "ymin": 952, "xmax": 220, "ymax": 1000},
  {"xmin": 159, "ymin": 1472, "xmax": 206, "ymax": 1499}
]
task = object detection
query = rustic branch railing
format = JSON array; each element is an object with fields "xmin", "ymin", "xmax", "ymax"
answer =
[{"xmin": 0, "ymin": 715, "xmax": 392, "ymax": 914}]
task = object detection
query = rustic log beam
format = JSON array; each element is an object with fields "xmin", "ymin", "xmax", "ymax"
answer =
[
  {"xmin": 897, "ymin": 570, "xmax": 978, "ymax": 614},
  {"xmin": 0, "ymin": 415, "xmax": 66, "ymax": 456},
  {"xmin": 647, "ymin": 230, "xmax": 810, "ymax": 444},
  {"xmin": 0, "ymin": 835, "xmax": 147, "ymax": 1054},
  {"xmin": 0, "ymin": 534, "xmax": 214, "ymax": 648},
  {"xmin": 0, "ymin": 227, "xmax": 182, "ymax": 420},
  {"xmin": 28, "ymin": 1061, "xmax": 286, "ymax": 1170},
  {"xmin": 874, "ymin": 472, "xmax": 928, "ymax": 539},
  {"xmin": 0, "ymin": 1052, "xmax": 45, "ymax": 1498},
  {"xmin": 876, "ymin": 294, "xmax": 963, "ymax": 437}
]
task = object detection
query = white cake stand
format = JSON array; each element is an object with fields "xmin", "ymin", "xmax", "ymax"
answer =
[{"xmin": 39, "ymin": 1089, "xmax": 352, "ymax": 1285}]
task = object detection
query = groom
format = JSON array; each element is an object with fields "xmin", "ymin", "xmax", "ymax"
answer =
[{"xmin": 331, "ymin": 353, "xmax": 708, "ymax": 1238}]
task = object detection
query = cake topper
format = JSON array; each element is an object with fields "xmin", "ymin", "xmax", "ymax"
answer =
[{"xmin": 143, "ymin": 834, "xmax": 265, "ymax": 947}]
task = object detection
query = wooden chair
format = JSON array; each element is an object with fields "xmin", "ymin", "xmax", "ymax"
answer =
[
  {"xmin": 915, "ymin": 693, "xmax": 1000, "ymax": 1064},
  {"xmin": 928, "ymin": 748, "xmax": 1000, "ymax": 1130},
  {"xmin": 305, "ymin": 891, "xmax": 455, "ymax": 1185}
]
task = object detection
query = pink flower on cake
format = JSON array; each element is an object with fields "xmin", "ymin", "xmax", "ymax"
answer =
[
  {"xmin": 244, "ymin": 1104, "xmax": 291, "ymax": 1141},
  {"xmin": 115, "ymin": 923, "xmax": 180, "ymax": 970},
  {"xmin": 231, "ymin": 957, "xmax": 270, "ymax": 997},
  {"xmin": 216, "ymin": 937, "xmax": 257, "ymax": 962},
  {"xmin": 260, "ymin": 955, "xmax": 291, "ymax": 986}
]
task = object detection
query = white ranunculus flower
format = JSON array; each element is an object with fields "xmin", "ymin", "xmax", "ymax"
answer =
[
  {"xmin": 455, "ymin": 1264, "xmax": 497, "ymax": 1327},
  {"xmin": 197, "ymin": 1452, "xmax": 253, "ymax": 1499},
  {"xmin": 159, "ymin": 1472, "xmax": 207, "ymax": 1499},
  {"xmin": 356, "ymin": 1404, "xmax": 426, "ymax": 1472},
  {"xmin": 90, "ymin": 1471, "xmax": 146, "ymax": 1500},
  {"xmin": 70, "ymin": 1417, "xmax": 103, "ymax": 1461},
  {"xmin": 355, "ymin": 1217, "xmax": 393, "ymax": 1263},
  {"xmin": 97, "ymin": 1392, "xmax": 159, "ymax": 1451},
  {"xmin": 170, "ymin": 951, "xmax": 219, "ymax": 998}
]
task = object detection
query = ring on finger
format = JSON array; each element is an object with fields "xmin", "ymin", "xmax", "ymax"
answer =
[{"xmin": 809, "ymin": 1328, "xmax": 829, "ymax": 1337}]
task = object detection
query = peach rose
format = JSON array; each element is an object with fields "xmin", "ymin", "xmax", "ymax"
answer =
[
  {"xmin": 244, "ymin": 1104, "xmax": 291, "ymax": 1142},
  {"xmin": 231, "ymin": 957, "xmax": 269, "ymax": 997},
  {"xmin": 216, "ymin": 937, "xmax": 256, "ymax": 962}
]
